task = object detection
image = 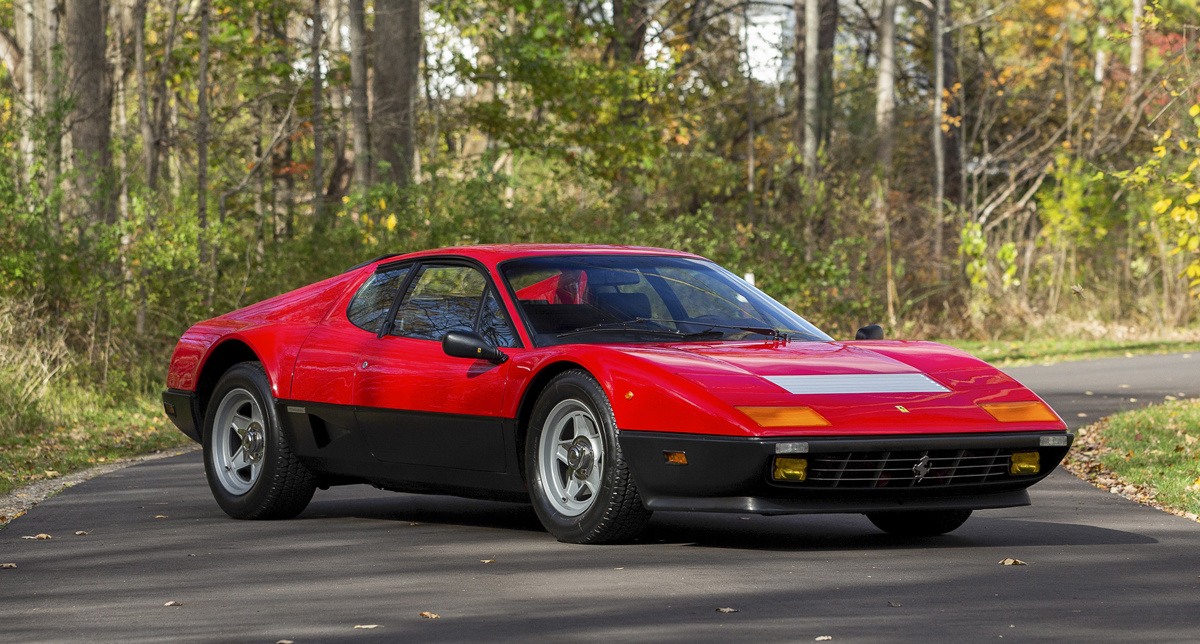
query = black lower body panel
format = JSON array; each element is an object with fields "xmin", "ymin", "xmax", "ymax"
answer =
[
  {"xmin": 162, "ymin": 389, "xmax": 201, "ymax": 443},
  {"xmin": 618, "ymin": 430, "xmax": 1072, "ymax": 515},
  {"xmin": 275, "ymin": 399, "xmax": 529, "ymax": 503}
]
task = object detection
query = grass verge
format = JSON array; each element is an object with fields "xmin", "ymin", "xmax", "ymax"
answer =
[
  {"xmin": 0, "ymin": 393, "xmax": 192, "ymax": 497},
  {"xmin": 1062, "ymin": 398, "xmax": 1200, "ymax": 521},
  {"xmin": 940, "ymin": 337, "xmax": 1200, "ymax": 367}
]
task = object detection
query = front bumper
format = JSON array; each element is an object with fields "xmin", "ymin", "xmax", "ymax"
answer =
[
  {"xmin": 618, "ymin": 430, "xmax": 1073, "ymax": 515},
  {"xmin": 162, "ymin": 388, "xmax": 202, "ymax": 443}
]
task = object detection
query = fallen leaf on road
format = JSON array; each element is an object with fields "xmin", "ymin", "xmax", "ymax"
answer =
[
  {"xmin": 888, "ymin": 602, "xmax": 902, "ymax": 607},
  {"xmin": 409, "ymin": 522, "xmax": 420, "ymax": 526},
  {"xmin": 419, "ymin": 612, "xmax": 439, "ymax": 619},
  {"xmin": 74, "ymin": 531, "xmax": 88, "ymax": 536},
  {"xmin": 21, "ymin": 534, "xmax": 52, "ymax": 540},
  {"xmin": 480, "ymin": 559, "xmax": 495, "ymax": 564},
  {"xmin": 816, "ymin": 637, "xmax": 833, "ymax": 641},
  {"xmin": 44, "ymin": 470, "xmax": 59, "ymax": 477},
  {"xmin": 1, "ymin": 563, "xmax": 15, "ymax": 569},
  {"xmin": 276, "ymin": 640, "xmax": 294, "ymax": 644},
  {"xmin": 154, "ymin": 515, "xmax": 168, "ymax": 519},
  {"xmin": 998, "ymin": 558, "xmax": 1027, "ymax": 566},
  {"xmin": 354, "ymin": 624, "xmax": 381, "ymax": 629},
  {"xmin": 716, "ymin": 607, "xmax": 739, "ymax": 613},
  {"xmin": 164, "ymin": 601, "xmax": 182, "ymax": 607}
]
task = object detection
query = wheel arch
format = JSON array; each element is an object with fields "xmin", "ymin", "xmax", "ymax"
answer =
[
  {"xmin": 513, "ymin": 360, "xmax": 591, "ymax": 483},
  {"xmin": 195, "ymin": 339, "xmax": 264, "ymax": 429}
]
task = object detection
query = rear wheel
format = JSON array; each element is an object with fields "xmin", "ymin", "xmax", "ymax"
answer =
[
  {"xmin": 202, "ymin": 362, "xmax": 316, "ymax": 519},
  {"xmin": 525, "ymin": 370, "xmax": 651, "ymax": 543},
  {"xmin": 866, "ymin": 509, "xmax": 972, "ymax": 536}
]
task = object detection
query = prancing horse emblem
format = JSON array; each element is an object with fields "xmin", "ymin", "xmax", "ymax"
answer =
[{"xmin": 912, "ymin": 455, "xmax": 932, "ymax": 482}]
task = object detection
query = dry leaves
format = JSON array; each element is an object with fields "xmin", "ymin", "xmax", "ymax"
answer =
[
  {"xmin": 21, "ymin": 534, "xmax": 51, "ymax": 540},
  {"xmin": 164, "ymin": 601, "xmax": 183, "ymax": 607},
  {"xmin": 419, "ymin": 612, "xmax": 440, "ymax": 619},
  {"xmin": 999, "ymin": 558, "xmax": 1027, "ymax": 566},
  {"xmin": 354, "ymin": 624, "xmax": 381, "ymax": 629},
  {"xmin": 715, "ymin": 607, "xmax": 739, "ymax": 613},
  {"xmin": 154, "ymin": 515, "xmax": 168, "ymax": 519},
  {"xmin": 74, "ymin": 531, "xmax": 88, "ymax": 536},
  {"xmin": 887, "ymin": 601, "xmax": 902, "ymax": 607},
  {"xmin": 480, "ymin": 559, "xmax": 495, "ymax": 564},
  {"xmin": 815, "ymin": 637, "xmax": 833, "ymax": 642},
  {"xmin": 1, "ymin": 563, "xmax": 16, "ymax": 569}
]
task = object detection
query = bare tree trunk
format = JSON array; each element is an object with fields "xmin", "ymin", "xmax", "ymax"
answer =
[
  {"xmin": 134, "ymin": 0, "xmax": 180, "ymax": 193},
  {"xmin": 311, "ymin": 0, "xmax": 328, "ymax": 230},
  {"xmin": 1130, "ymin": 0, "xmax": 1143, "ymax": 92},
  {"xmin": 817, "ymin": 0, "xmax": 837, "ymax": 148},
  {"xmin": 1088, "ymin": 24, "xmax": 1107, "ymax": 158},
  {"xmin": 802, "ymin": 0, "xmax": 820, "ymax": 260},
  {"xmin": 373, "ymin": 0, "xmax": 421, "ymax": 187},
  {"xmin": 611, "ymin": 0, "xmax": 648, "ymax": 64},
  {"xmin": 875, "ymin": 0, "xmax": 897, "ymax": 324},
  {"xmin": 939, "ymin": 2, "xmax": 962, "ymax": 207},
  {"xmin": 874, "ymin": 0, "xmax": 896, "ymax": 171},
  {"xmin": 20, "ymin": 0, "xmax": 36, "ymax": 183},
  {"xmin": 744, "ymin": 4, "xmax": 755, "ymax": 223},
  {"xmin": 197, "ymin": 0, "xmax": 211, "ymax": 265},
  {"xmin": 133, "ymin": 0, "xmax": 154, "ymax": 188},
  {"xmin": 65, "ymin": 0, "xmax": 114, "ymax": 227},
  {"xmin": 932, "ymin": 0, "xmax": 945, "ymax": 279},
  {"xmin": 46, "ymin": 0, "xmax": 62, "ymax": 227},
  {"xmin": 349, "ymin": 0, "xmax": 370, "ymax": 187}
]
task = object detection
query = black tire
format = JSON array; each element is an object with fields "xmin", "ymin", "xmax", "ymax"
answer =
[
  {"xmin": 202, "ymin": 362, "xmax": 316, "ymax": 519},
  {"xmin": 525, "ymin": 370, "xmax": 651, "ymax": 544},
  {"xmin": 866, "ymin": 509, "xmax": 973, "ymax": 536}
]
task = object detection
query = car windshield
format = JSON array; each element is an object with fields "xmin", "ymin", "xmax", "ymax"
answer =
[{"xmin": 501, "ymin": 255, "xmax": 832, "ymax": 346}]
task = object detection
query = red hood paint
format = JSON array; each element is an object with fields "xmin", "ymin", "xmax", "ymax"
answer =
[{"xmin": 586, "ymin": 340, "xmax": 1058, "ymax": 437}]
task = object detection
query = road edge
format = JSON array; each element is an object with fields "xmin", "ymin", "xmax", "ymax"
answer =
[{"xmin": 0, "ymin": 445, "xmax": 201, "ymax": 529}]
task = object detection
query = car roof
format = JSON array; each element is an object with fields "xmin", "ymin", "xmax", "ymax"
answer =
[{"xmin": 356, "ymin": 244, "xmax": 705, "ymax": 271}]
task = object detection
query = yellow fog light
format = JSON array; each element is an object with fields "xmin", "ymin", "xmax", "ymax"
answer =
[
  {"xmin": 738, "ymin": 406, "xmax": 830, "ymax": 427},
  {"xmin": 1010, "ymin": 451, "xmax": 1040, "ymax": 475},
  {"xmin": 979, "ymin": 401, "xmax": 1059, "ymax": 423},
  {"xmin": 773, "ymin": 457, "xmax": 808, "ymax": 482}
]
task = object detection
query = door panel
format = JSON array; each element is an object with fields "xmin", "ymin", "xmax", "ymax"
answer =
[{"xmin": 354, "ymin": 336, "xmax": 511, "ymax": 471}]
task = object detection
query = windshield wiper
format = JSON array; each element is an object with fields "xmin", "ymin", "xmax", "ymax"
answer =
[
  {"xmin": 556, "ymin": 320, "xmax": 722, "ymax": 340},
  {"xmin": 632, "ymin": 318, "xmax": 795, "ymax": 341}
]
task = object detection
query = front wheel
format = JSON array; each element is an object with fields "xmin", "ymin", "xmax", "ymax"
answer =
[
  {"xmin": 202, "ymin": 362, "xmax": 316, "ymax": 519},
  {"xmin": 866, "ymin": 509, "xmax": 973, "ymax": 536},
  {"xmin": 525, "ymin": 370, "xmax": 651, "ymax": 544}
]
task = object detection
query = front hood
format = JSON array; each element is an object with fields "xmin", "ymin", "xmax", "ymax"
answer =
[{"xmin": 608, "ymin": 340, "xmax": 1056, "ymax": 436}]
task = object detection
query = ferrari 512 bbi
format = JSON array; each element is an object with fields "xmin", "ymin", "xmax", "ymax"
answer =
[{"xmin": 162, "ymin": 244, "xmax": 1072, "ymax": 543}]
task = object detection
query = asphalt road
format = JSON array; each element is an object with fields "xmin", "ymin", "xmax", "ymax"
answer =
[{"xmin": 3, "ymin": 353, "xmax": 1199, "ymax": 643}]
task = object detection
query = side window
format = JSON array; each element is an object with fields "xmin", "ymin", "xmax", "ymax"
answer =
[
  {"xmin": 478, "ymin": 288, "xmax": 517, "ymax": 348},
  {"xmin": 347, "ymin": 265, "xmax": 411, "ymax": 333},
  {"xmin": 393, "ymin": 265, "xmax": 487, "ymax": 341}
]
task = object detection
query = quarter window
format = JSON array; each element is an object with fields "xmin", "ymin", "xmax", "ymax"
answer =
[{"xmin": 347, "ymin": 265, "xmax": 411, "ymax": 333}]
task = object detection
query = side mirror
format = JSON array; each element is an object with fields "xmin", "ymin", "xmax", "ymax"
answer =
[
  {"xmin": 442, "ymin": 330, "xmax": 509, "ymax": 365},
  {"xmin": 855, "ymin": 324, "xmax": 885, "ymax": 340}
]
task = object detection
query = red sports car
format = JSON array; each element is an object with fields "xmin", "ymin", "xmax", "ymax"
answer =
[{"xmin": 162, "ymin": 244, "xmax": 1071, "ymax": 543}]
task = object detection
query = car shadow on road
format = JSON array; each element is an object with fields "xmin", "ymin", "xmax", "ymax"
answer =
[
  {"xmin": 298, "ymin": 493, "xmax": 547, "ymax": 534},
  {"xmin": 638, "ymin": 513, "xmax": 1158, "ymax": 551},
  {"xmin": 293, "ymin": 492, "xmax": 1156, "ymax": 551}
]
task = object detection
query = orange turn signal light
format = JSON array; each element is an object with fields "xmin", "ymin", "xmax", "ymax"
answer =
[
  {"xmin": 979, "ymin": 401, "xmax": 1059, "ymax": 423},
  {"xmin": 737, "ymin": 406, "xmax": 830, "ymax": 428},
  {"xmin": 663, "ymin": 451, "xmax": 688, "ymax": 465}
]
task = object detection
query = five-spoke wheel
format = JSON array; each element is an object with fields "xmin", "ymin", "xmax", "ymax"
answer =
[
  {"xmin": 202, "ymin": 362, "xmax": 316, "ymax": 519},
  {"xmin": 525, "ymin": 370, "xmax": 651, "ymax": 543}
]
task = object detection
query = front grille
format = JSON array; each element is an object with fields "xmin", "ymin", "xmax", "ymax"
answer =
[{"xmin": 801, "ymin": 449, "xmax": 1016, "ymax": 489}]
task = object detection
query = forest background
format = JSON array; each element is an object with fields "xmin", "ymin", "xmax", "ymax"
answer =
[{"xmin": 2, "ymin": 0, "xmax": 1200, "ymax": 491}]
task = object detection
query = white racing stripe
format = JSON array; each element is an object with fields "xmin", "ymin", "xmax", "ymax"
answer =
[{"xmin": 765, "ymin": 373, "xmax": 949, "ymax": 395}]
